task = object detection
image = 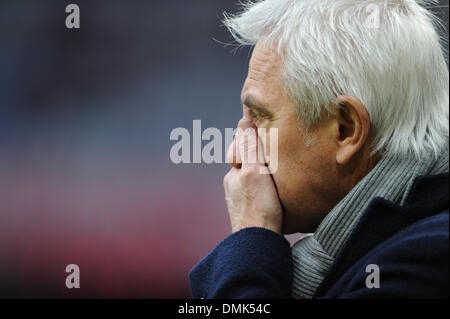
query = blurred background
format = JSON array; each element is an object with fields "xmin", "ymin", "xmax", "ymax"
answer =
[{"xmin": 0, "ymin": 0, "xmax": 448, "ymax": 298}]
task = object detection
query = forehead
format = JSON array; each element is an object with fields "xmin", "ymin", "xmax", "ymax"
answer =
[
  {"xmin": 247, "ymin": 42, "xmax": 282, "ymax": 85},
  {"xmin": 241, "ymin": 42, "xmax": 285, "ymax": 103}
]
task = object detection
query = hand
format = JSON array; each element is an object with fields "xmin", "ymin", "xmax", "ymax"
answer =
[{"xmin": 223, "ymin": 117, "xmax": 283, "ymax": 234}]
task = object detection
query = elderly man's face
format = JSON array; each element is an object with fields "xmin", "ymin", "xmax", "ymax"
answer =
[{"xmin": 239, "ymin": 42, "xmax": 346, "ymax": 234}]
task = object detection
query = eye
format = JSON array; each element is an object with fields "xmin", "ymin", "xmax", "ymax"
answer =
[{"xmin": 249, "ymin": 108, "xmax": 262, "ymax": 121}]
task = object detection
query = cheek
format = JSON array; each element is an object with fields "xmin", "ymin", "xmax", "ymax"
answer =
[
  {"xmin": 270, "ymin": 132, "xmax": 320, "ymax": 202},
  {"xmin": 271, "ymin": 142, "xmax": 305, "ymax": 195},
  {"xmin": 266, "ymin": 116, "xmax": 312, "ymax": 193},
  {"xmin": 272, "ymin": 154, "xmax": 308, "ymax": 194}
]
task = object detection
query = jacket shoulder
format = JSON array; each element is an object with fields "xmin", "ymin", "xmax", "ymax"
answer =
[{"xmin": 322, "ymin": 211, "xmax": 449, "ymax": 298}]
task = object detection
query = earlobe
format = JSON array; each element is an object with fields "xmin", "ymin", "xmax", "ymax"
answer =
[
  {"xmin": 336, "ymin": 144, "xmax": 357, "ymax": 165},
  {"xmin": 334, "ymin": 96, "xmax": 370, "ymax": 165}
]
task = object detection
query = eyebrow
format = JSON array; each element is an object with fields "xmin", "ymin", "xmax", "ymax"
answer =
[{"xmin": 242, "ymin": 95, "xmax": 274, "ymax": 120}]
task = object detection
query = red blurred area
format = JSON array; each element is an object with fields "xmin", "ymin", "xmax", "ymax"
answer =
[{"xmin": 0, "ymin": 160, "xmax": 230, "ymax": 298}]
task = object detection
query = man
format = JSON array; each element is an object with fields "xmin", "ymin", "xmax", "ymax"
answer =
[{"xmin": 189, "ymin": 0, "xmax": 449, "ymax": 298}]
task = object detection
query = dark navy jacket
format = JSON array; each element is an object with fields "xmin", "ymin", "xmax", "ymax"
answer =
[{"xmin": 189, "ymin": 173, "xmax": 449, "ymax": 298}]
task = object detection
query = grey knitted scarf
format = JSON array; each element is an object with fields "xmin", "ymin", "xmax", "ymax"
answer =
[{"xmin": 291, "ymin": 145, "xmax": 449, "ymax": 298}]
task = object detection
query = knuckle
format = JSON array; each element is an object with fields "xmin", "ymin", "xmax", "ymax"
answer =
[
  {"xmin": 223, "ymin": 169, "xmax": 236, "ymax": 187},
  {"xmin": 223, "ymin": 172, "xmax": 230, "ymax": 187},
  {"xmin": 240, "ymin": 166, "xmax": 255, "ymax": 182}
]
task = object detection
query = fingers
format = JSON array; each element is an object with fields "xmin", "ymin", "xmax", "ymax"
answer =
[
  {"xmin": 237, "ymin": 125, "xmax": 265, "ymax": 171},
  {"xmin": 226, "ymin": 117, "xmax": 252, "ymax": 168},
  {"xmin": 226, "ymin": 135, "xmax": 241, "ymax": 168},
  {"xmin": 238, "ymin": 119, "xmax": 255, "ymax": 164},
  {"xmin": 223, "ymin": 167, "xmax": 237, "ymax": 194},
  {"xmin": 222, "ymin": 159, "xmax": 283, "ymax": 234},
  {"xmin": 227, "ymin": 117, "xmax": 267, "ymax": 171},
  {"xmin": 238, "ymin": 116, "xmax": 253, "ymax": 129}
]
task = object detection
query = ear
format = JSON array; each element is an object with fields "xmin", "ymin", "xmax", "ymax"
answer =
[{"xmin": 332, "ymin": 95, "xmax": 371, "ymax": 165}]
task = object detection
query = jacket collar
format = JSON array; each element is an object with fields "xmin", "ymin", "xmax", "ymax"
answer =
[{"xmin": 315, "ymin": 172, "xmax": 449, "ymax": 296}]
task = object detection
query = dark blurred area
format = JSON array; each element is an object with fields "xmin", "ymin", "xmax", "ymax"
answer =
[{"xmin": 0, "ymin": 0, "xmax": 448, "ymax": 298}]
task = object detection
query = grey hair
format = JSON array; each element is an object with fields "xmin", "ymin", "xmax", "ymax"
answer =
[{"xmin": 223, "ymin": 0, "xmax": 449, "ymax": 159}]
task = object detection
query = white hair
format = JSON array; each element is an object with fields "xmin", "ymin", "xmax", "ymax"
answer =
[{"xmin": 223, "ymin": 0, "xmax": 449, "ymax": 159}]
